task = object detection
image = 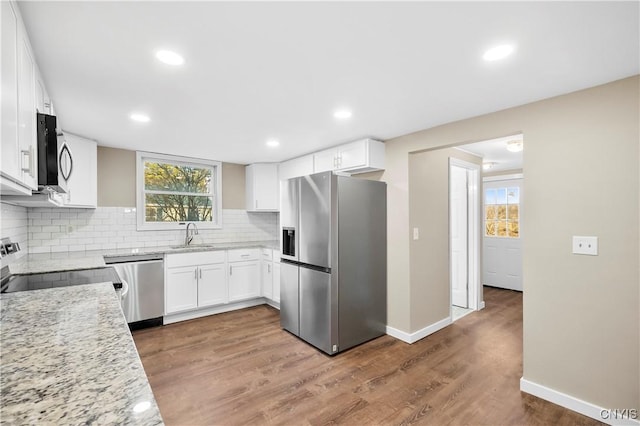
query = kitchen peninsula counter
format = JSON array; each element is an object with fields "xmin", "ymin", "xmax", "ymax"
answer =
[{"xmin": 0, "ymin": 282, "xmax": 164, "ymax": 425}]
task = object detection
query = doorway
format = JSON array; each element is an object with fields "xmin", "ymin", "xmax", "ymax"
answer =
[{"xmin": 449, "ymin": 158, "xmax": 480, "ymax": 321}]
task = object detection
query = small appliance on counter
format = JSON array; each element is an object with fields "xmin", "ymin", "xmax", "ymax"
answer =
[{"xmin": 280, "ymin": 171, "xmax": 387, "ymax": 355}]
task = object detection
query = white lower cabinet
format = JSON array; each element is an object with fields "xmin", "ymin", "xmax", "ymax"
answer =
[
  {"xmin": 272, "ymin": 262, "xmax": 281, "ymax": 303},
  {"xmin": 165, "ymin": 249, "xmax": 267, "ymax": 321},
  {"xmin": 166, "ymin": 266, "xmax": 199, "ymax": 314},
  {"xmin": 165, "ymin": 251, "xmax": 228, "ymax": 315},
  {"xmin": 261, "ymin": 260, "xmax": 273, "ymax": 299},
  {"xmin": 198, "ymin": 263, "xmax": 228, "ymax": 307},
  {"xmin": 228, "ymin": 261, "xmax": 260, "ymax": 302}
]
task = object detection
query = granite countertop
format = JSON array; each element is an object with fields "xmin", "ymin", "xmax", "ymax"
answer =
[
  {"xmin": 8, "ymin": 240, "xmax": 280, "ymax": 275},
  {"xmin": 0, "ymin": 282, "xmax": 163, "ymax": 425}
]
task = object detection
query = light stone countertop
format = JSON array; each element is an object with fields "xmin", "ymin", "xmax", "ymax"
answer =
[
  {"xmin": 8, "ymin": 240, "xmax": 279, "ymax": 275},
  {"xmin": 0, "ymin": 283, "xmax": 164, "ymax": 425}
]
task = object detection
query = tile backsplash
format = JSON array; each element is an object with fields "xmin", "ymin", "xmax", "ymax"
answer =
[
  {"xmin": 19, "ymin": 207, "xmax": 278, "ymax": 254},
  {"xmin": 0, "ymin": 203, "xmax": 29, "ymax": 265}
]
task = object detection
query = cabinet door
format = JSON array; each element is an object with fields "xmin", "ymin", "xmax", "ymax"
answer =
[
  {"xmin": 313, "ymin": 148, "xmax": 337, "ymax": 173},
  {"xmin": 261, "ymin": 260, "xmax": 273, "ymax": 299},
  {"xmin": 166, "ymin": 266, "xmax": 198, "ymax": 314},
  {"xmin": 198, "ymin": 263, "xmax": 228, "ymax": 307},
  {"xmin": 1, "ymin": 1, "xmax": 20, "ymax": 182},
  {"xmin": 17, "ymin": 25, "xmax": 37, "ymax": 190},
  {"xmin": 279, "ymin": 155, "xmax": 314, "ymax": 181},
  {"xmin": 62, "ymin": 134, "xmax": 97, "ymax": 208},
  {"xmin": 272, "ymin": 262, "xmax": 281, "ymax": 303},
  {"xmin": 246, "ymin": 163, "xmax": 279, "ymax": 211},
  {"xmin": 337, "ymin": 140, "xmax": 367, "ymax": 170},
  {"xmin": 228, "ymin": 261, "xmax": 260, "ymax": 302}
]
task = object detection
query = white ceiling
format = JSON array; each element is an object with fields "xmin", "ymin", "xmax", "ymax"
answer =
[
  {"xmin": 457, "ymin": 134, "xmax": 524, "ymax": 173},
  {"xmin": 19, "ymin": 1, "xmax": 639, "ymax": 165}
]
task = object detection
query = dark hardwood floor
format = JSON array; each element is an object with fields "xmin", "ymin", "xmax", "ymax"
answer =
[{"xmin": 133, "ymin": 287, "xmax": 601, "ymax": 425}]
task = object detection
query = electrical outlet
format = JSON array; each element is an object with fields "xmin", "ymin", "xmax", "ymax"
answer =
[
  {"xmin": 572, "ymin": 236, "xmax": 598, "ymax": 256},
  {"xmin": 413, "ymin": 227, "xmax": 419, "ymax": 240}
]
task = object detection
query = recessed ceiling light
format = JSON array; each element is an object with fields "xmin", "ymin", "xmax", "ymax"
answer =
[
  {"xmin": 266, "ymin": 139, "xmax": 280, "ymax": 148},
  {"xmin": 334, "ymin": 109, "xmax": 352, "ymax": 120},
  {"xmin": 483, "ymin": 44, "xmax": 515, "ymax": 61},
  {"xmin": 155, "ymin": 50, "xmax": 184, "ymax": 66},
  {"xmin": 130, "ymin": 113, "xmax": 150, "ymax": 123},
  {"xmin": 506, "ymin": 140, "xmax": 523, "ymax": 152}
]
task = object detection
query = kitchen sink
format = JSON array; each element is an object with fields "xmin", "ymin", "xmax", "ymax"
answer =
[{"xmin": 169, "ymin": 244, "xmax": 217, "ymax": 251}]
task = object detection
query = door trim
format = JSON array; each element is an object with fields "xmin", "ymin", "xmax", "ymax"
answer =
[{"xmin": 449, "ymin": 158, "xmax": 481, "ymax": 315}]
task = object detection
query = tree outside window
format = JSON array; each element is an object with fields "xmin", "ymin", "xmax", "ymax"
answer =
[{"xmin": 137, "ymin": 152, "xmax": 221, "ymax": 230}]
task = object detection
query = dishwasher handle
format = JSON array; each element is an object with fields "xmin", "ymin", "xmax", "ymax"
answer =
[{"xmin": 120, "ymin": 279, "xmax": 129, "ymax": 300}]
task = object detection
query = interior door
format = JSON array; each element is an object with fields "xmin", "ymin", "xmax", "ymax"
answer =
[
  {"xmin": 483, "ymin": 178, "xmax": 523, "ymax": 291},
  {"xmin": 450, "ymin": 165, "xmax": 468, "ymax": 308}
]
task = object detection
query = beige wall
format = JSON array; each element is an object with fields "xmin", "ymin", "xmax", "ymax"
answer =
[
  {"xmin": 381, "ymin": 76, "xmax": 638, "ymax": 411},
  {"xmin": 408, "ymin": 148, "xmax": 482, "ymax": 329},
  {"xmin": 97, "ymin": 147, "xmax": 136, "ymax": 207},
  {"xmin": 221, "ymin": 163, "xmax": 245, "ymax": 209},
  {"xmin": 96, "ymin": 147, "xmax": 246, "ymax": 209}
]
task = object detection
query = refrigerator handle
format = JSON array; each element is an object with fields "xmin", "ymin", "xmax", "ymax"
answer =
[{"xmin": 230, "ymin": 265, "xmax": 233, "ymax": 276}]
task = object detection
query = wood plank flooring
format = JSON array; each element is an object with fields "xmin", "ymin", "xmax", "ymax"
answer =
[{"xmin": 133, "ymin": 287, "xmax": 602, "ymax": 425}]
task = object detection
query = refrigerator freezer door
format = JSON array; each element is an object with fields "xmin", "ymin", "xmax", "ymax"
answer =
[
  {"xmin": 299, "ymin": 172, "xmax": 332, "ymax": 269},
  {"xmin": 280, "ymin": 261, "xmax": 299, "ymax": 335},
  {"xmin": 299, "ymin": 266, "xmax": 335, "ymax": 354},
  {"xmin": 280, "ymin": 178, "xmax": 299, "ymax": 262}
]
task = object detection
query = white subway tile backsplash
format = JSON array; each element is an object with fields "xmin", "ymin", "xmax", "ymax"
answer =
[{"xmin": 23, "ymin": 207, "xmax": 278, "ymax": 254}]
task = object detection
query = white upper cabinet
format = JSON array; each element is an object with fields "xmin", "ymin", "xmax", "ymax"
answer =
[
  {"xmin": 1, "ymin": 1, "xmax": 22, "ymax": 189},
  {"xmin": 1, "ymin": 1, "xmax": 42, "ymax": 195},
  {"xmin": 278, "ymin": 155, "xmax": 314, "ymax": 181},
  {"xmin": 313, "ymin": 139, "xmax": 384, "ymax": 175},
  {"xmin": 246, "ymin": 163, "xmax": 278, "ymax": 212},
  {"xmin": 61, "ymin": 133, "xmax": 97, "ymax": 208}
]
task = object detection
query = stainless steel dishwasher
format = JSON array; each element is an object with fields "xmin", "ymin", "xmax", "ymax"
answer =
[{"xmin": 105, "ymin": 254, "xmax": 164, "ymax": 330}]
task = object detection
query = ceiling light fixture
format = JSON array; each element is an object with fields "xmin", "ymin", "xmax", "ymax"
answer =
[
  {"xmin": 155, "ymin": 50, "xmax": 185, "ymax": 66},
  {"xmin": 130, "ymin": 113, "xmax": 150, "ymax": 123},
  {"xmin": 266, "ymin": 139, "xmax": 280, "ymax": 148},
  {"xmin": 333, "ymin": 109, "xmax": 352, "ymax": 120},
  {"xmin": 483, "ymin": 44, "xmax": 515, "ymax": 61},
  {"xmin": 506, "ymin": 140, "xmax": 523, "ymax": 152},
  {"xmin": 483, "ymin": 162, "xmax": 497, "ymax": 170}
]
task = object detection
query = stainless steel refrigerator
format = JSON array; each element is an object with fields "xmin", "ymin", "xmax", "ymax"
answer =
[{"xmin": 280, "ymin": 171, "xmax": 387, "ymax": 355}]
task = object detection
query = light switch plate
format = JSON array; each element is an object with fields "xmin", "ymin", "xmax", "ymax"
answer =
[
  {"xmin": 413, "ymin": 227, "xmax": 419, "ymax": 240},
  {"xmin": 572, "ymin": 236, "xmax": 598, "ymax": 256}
]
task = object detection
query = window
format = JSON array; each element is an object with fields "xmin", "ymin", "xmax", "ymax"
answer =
[
  {"xmin": 136, "ymin": 152, "xmax": 222, "ymax": 230},
  {"xmin": 485, "ymin": 187, "xmax": 519, "ymax": 238}
]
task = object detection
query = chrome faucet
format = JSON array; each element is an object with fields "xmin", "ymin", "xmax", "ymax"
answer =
[{"xmin": 185, "ymin": 222, "xmax": 199, "ymax": 246}]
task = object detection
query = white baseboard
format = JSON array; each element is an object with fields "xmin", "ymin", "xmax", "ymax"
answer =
[
  {"xmin": 479, "ymin": 300, "xmax": 485, "ymax": 310},
  {"xmin": 520, "ymin": 378, "xmax": 640, "ymax": 426},
  {"xmin": 386, "ymin": 317, "xmax": 452, "ymax": 344},
  {"xmin": 164, "ymin": 298, "xmax": 268, "ymax": 324}
]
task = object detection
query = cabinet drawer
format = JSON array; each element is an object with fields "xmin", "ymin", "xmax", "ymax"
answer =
[
  {"xmin": 227, "ymin": 248, "xmax": 260, "ymax": 263},
  {"xmin": 166, "ymin": 250, "xmax": 226, "ymax": 268},
  {"xmin": 261, "ymin": 248, "xmax": 273, "ymax": 261}
]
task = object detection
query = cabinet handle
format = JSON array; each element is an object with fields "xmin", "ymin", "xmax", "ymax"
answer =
[
  {"xmin": 268, "ymin": 264, "xmax": 271, "ymax": 273},
  {"xmin": 338, "ymin": 155, "xmax": 342, "ymax": 168},
  {"xmin": 21, "ymin": 149, "xmax": 31, "ymax": 175},
  {"xmin": 195, "ymin": 269, "xmax": 198, "ymax": 280},
  {"xmin": 230, "ymin": 265, "xmax": 233, "ymax": 276},
  {"xmin": 199, "ymin": 268, "xmax": 202, "ymax": 279},
  {"xmin": 255, "ymin": 200, "xmax": 258, "ymax": 210},
  {"xmin": 241, "ymin": 254, "xmax": 250, "ymax": 257}
]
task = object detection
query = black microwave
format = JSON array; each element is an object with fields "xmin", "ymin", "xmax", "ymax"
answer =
[{"xmin": 36, "ymin": 113, "xmax": 72, "ymax": 193}]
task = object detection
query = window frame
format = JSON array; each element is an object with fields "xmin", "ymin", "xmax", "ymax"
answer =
[{"xmin": 136, "ymin": 151, "xmax": 222, "ymax": 231}]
